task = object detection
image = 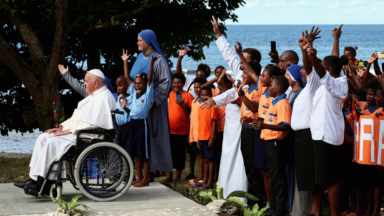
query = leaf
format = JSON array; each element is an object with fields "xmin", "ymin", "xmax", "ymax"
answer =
[
  {"xmin": 74, "ymin": 203, "xmax": 90, "ymax": 211},
  {"xmin": 226, "ymin": 191, "xmax": 260, "ymax": 201},
  {"xmin": 62, "ymin": 200, "xmax": 69, "ymax": 210},
  {"xmin": 252, "ymin": 203, "xmax": 259, "ymax": 214},
  {"xmin": 227, "ymin": 197, "xmax": 247, "ymax": 214},
  {"xmin": 243, "ymin": 208, "xmax": 252, "ymax": 216},
  {"xmin": 69, "ymin": 195, "xmax": 82, "ymax": 210},
  {"xmin": 45, "ymin": 196, "xmax": 65, "ymax": 209},
  {"xmin": 257, "ymin": 206, "xmax": 269, "ymax": 216},
  {"xmin": 216, "ymin": 181, "xmax": 224, "ymax": 200},
  {"xmin": 198, "ymin": 190, "xmax": 217, "ymax": 202}
]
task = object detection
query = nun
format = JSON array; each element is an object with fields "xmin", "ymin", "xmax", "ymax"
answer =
[{"xmin": 129, "ymin": 30, "xmax": 173, "ymax": 174}]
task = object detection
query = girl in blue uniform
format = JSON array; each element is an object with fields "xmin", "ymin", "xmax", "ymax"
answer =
[{"xmin": 119, "ymin": 51, "xmax": 160, "ymax": 188}]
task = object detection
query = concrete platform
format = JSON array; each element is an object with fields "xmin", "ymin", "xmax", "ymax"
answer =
[{"xmin": 0, "ymin": 182, "xmax": 217, "ymax": 216}]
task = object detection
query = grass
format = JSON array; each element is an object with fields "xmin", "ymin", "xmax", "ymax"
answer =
[{"xmin": 0, "ymin": 157, "xmax": 31, "ymax": 183}]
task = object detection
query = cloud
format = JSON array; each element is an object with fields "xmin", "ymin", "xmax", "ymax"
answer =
[
  {"xmin": 264, "ymin": 2, "xmax": 272, "ymax": 7},
  {"xmin": 351, "ymin": 0, "xmax": 361, "ymax": 5},
  {"xmin": 282, "ymin": 2, "xmax": 287, "ymax": 6},
  {"xmin": 245, "ymin": 1, "xmax": 258, "ymax": 7},
  {"xmin": 328, "ymin": 1, "xmax": 339, "ymax": 8},
  {"xmin": 295, "ymin": 1, "xmax": 305, "ymax": 5}
]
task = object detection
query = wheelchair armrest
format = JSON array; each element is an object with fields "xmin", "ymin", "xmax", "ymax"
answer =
[{"xmin": 76, "ymin": 130, "xmax": 112, "ymax": 145}]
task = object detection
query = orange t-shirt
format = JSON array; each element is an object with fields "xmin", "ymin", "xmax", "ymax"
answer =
[
  {"xmin": 258, "ymin": 90, "xmax": 274, "ymax": 120},
  {"xmin": 189, "ymin": 98, "xmax": 202, "ymax": 142},
  {"xmin": 240, "ymin": 84, "xmax": 261, "ymax": 124},
  {"xmin": 198, "ymin": 106, "xmax": 218, "ymax": 141},
  {"xmin": 168, "ymin": 91, "xmax": 194, "ymax": 135},
  {"xmin": 347, "ymin": 102, "xmax": 383, "ymax": 123},
  {"xmin": 213, "ymin": 89, "xmax": 226, "ymax": 132},
  {"xmin": 261, "ymin": 95, "xmax": 292, "ymax": 140}
]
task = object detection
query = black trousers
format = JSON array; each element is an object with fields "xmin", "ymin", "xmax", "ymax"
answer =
[
  {"xmin": 266, "ymin": 139, "xmax": 288, "ymax": 216},
  {"xmin": 241, "ymin": 127, "xmax": 265, "ymax": 207}
]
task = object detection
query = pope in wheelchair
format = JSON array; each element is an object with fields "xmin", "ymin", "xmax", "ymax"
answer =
[{"xmin": 14, "ymin": 69, "xmax": 134, "ymax": 202}]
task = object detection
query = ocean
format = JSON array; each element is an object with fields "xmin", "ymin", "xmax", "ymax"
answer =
[{"xmin": 1, "ymin": 25, "xmax": 383, "ymax": 153}]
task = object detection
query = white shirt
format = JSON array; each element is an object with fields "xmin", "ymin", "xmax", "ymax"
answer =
[
  {"xmin": 291, "ymin": 68, "xmax": 321, "ymax": 131},
  {"xmin": 309, "ymin": 70, "xmax": 348, "ymax": 145},
  {"xmin": 212, "ymin": 36, "xmax": 246, "ymax": 106},
  {"xmin": 61, "ymin": 86, "xmax": 117, "ymax": 135}
]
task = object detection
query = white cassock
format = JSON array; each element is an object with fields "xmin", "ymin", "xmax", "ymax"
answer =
[
  {"xmin": 214, "ymin": 36, "xmax": 248, "ymax": 200},
  {"xmin": 29, "ymin": 86, "xmax": 116, "ymax": 180}
]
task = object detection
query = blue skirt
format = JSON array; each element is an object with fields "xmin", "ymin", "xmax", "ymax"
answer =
[{"xmin": 254, "ymin": 129, "xmax": 269, "ymax": 169}]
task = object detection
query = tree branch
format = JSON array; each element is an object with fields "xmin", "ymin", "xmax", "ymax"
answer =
[
  {"xmin": 83, "ymin": 0, "xmax": 159, "ymax": 33},
  {"xmin": 0, "ymin": 2, "xmax": 47, "ymax": 70},
  {"xmin": 0, "ymin": 33, "xmax": 40, "ymax": 97},
  {"xmin": 46, "ymin": 0, "xmax": 69, "ymax": 83}
]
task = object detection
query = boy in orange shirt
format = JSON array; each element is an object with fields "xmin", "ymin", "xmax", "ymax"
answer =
[
  {"xmin": 253, "ymin": 76, "xmax": 292, "ymax": 216},
  {"xmin": 198, "ymin": 86, "xmax": 217, "ymax": 190}
]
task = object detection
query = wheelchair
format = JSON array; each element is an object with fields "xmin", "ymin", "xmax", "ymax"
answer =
[{"xmin": 33, "ymin": 110, "xmax": 134, "ymax": 202}]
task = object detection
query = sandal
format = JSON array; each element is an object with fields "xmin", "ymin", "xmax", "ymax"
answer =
[
  {"xmin": 183, "ymin": 173, "xmax": 196, "ymax": 180},
  {"xmin": 193, "ymin": 182, "xmax": 203, "ymax": 187},
  {"xmin": 161, "ymin": 179, "xmax": 173, "ymax": 185},
  {"xmin": 185, "ymin": 179, "xmax": 196, "ymax": 185},
  {"xmin": 199, "ymin": 185, "xmax": 211, "ymax": 190}
]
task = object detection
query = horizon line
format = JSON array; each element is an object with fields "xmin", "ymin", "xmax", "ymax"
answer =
[{"xmin": 225, "ymin": 24, "xmax": 384, "ymax": 25}]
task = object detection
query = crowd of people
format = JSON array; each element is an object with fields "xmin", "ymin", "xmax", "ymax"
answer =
[{"xmin": 14, "ymin": 16, "xmax": 384, "ymax": 216}]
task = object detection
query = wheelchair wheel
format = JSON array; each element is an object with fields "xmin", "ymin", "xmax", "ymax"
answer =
[
  {"xmin": 74, "ymin": 142, "xmax": 134, "ymax": 202},
  {"xmin": 50, "ymin": 183, "xmax": 63, "ymax": 201}
]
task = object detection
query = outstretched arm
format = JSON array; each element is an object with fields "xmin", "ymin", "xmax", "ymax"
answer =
[
  {"xmin": 368, "ymin": 52, "xmax": 381, "ymax": 76},
  {"xmin": 148, "ymin": 54, "xmax": 161, "ymax": 87},
  {"xmin": 58, "ymin": 64, "xmax": 87, "ymax": 97},
  {"xmin": 234, "ymin": 41, "xmax": 258, "ymax": 82},
  {"xmin": 331, "ymin": 24, "xmax": 343, "ymax": 57},
  {"xmin": 121, "ymin": 49, "xmax": 133, "ymax": 86},
  {"xmin": 176, "ymin": 47, "xmax": 189, "ymax": 74},
  {"xmin": 233, "ymin": 79, "xmax": 259, "ymax": 113},
  {"xmin": 308, "ymin": 48, "xmax": 326, "ymax": 78},
  {"xmin": 301, "ymin": 25, "xmax": 321, "ymax": 75}
]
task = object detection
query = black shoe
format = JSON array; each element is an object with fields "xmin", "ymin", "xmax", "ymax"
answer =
[
  {"xmin": 24, "ymin": 183, "xmax": 40, "ymax": 197},
  {"xmin": 264, "ymin": 209, "xmax": 275, "ymax": 216},
  {"xmin": 14, "ymin": 179, "xmax": 36, "ymax": 189}
]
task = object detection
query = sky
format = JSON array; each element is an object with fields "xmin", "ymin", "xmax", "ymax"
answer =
[{"xmin": 226, "ymin": 0, "xmax": 384, "ymax": 25}]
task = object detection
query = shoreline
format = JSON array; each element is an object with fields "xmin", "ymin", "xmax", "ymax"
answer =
[{"xmin": 0, "ymin": 152, "xmax": 32, "ymax": 158}]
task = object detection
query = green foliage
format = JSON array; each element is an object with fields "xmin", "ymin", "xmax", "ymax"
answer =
[
  {"xmin": 39, "ymin": 106, "xmax": 50, "ymax": 116},
  {"xmin": 243, "ymin": 204, "xmax": 269, "ymax": 216},
  {"xmin": 200, "ymin": 181, "xmax": 262, "ymax": 215},
  {"xmin": 0, "ymin": 0, "xmax": 245, "ymax": 133},
  {"xmin": 216, "ymin": 181, "xmax": 224, "ymax": 200},
  {"xmin": 227, "ymin": 190, "xmax": 260, "ymax": 201},
  {"xmin": 48, "ymin": 195, "xmax": 90, "ymax": 212},
  {"xmin": 199, "ymin": 189, "xmax": 217, "ymax": 203}
]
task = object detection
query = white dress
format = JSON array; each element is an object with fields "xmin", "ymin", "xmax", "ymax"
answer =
[
  {"xmin": 214, "ymin": 36, "xmax": 248, "ymax": 200},
  {"xmin": 29, "ymin": 86, "xmax": 116, "ymax": 180}
]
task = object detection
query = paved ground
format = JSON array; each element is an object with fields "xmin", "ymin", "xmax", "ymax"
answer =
[{"xmin": 0, "ymin": 182, "xmax": 217, "ymax": 216}]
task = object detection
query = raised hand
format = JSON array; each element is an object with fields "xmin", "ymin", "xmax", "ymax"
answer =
[
  {"xmin": 233, "ymin": 79, "xmax": 244, "ymax": 93},
  {"xmin": 211, "ymin": 16, "xmax": 222, "ymax": 38},
  {"xmin": 269, "ymin": 50, "xmax": 279, "ymax": 60},
  {"xmin": 121, "ymin": 49, "xmax": 132, "ymax": 61},
  {"xmin": 234, "ymin": 41, "xmax": 243, "ymax": 55},
  {"xmin": 179, "ymin": 47, "xmax": 189, "ymax": 58},
  {"xmin": 150, "ymin": 54, "xmax": 162, "ymax": 64},
  {"xmin": 368, "ymin": 52, "xmax": 378, "ymax": 64},
  {"xmin": 217, "ymin": 68, "xmax": 226, "ymax": 84},
  {"xmin": 298, "ymin": 35, "xmax": 308, "ymax": 51},
  {"xmin": 119, "ymin": 96, "xmax": 127, "ymax": 108},
  {"xmin": 356, "ymin": 66, "xmax": 365, "ymax": 78},
  {"xmin": 305, "ymin": 25, "xmax": 321, "ymax": 42},
  {"xmin": 58, "ymin": 64, "xmax": 69, "ymax": 75},
  {"xmin": 307, "ymin": 48, "xmax": 317, "ymax": 59},
  {"xmin": 332, "ymin": 24, "xmax": 343, "ymax": 40}
]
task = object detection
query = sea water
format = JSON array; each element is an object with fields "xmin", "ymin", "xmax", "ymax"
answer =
[{"xmin": 1, "ymin": 24, "xmax": 383, "ymax": 153}]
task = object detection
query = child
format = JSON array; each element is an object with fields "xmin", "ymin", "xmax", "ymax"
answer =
[
  {"xmin": 165, "ymin": 73, "xmax": 194, "ymax": 183},
  {"xmin": 120, "ymin": 52, "xmax": 160, "ymax": 188},
  {"xmin": 115, "ymin": 75, "xmax": 131, "ymax": 146},
  {"xmin": 186, "ymin": 77, "xmax": 207, "ymax": 186},
  {"xmin": 253, "ymin": 75, "xmax": 292, "ymax": 216},
  {"xmin": 197, "ymin": 86, "xmax": 217, "ymax": 190}
]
